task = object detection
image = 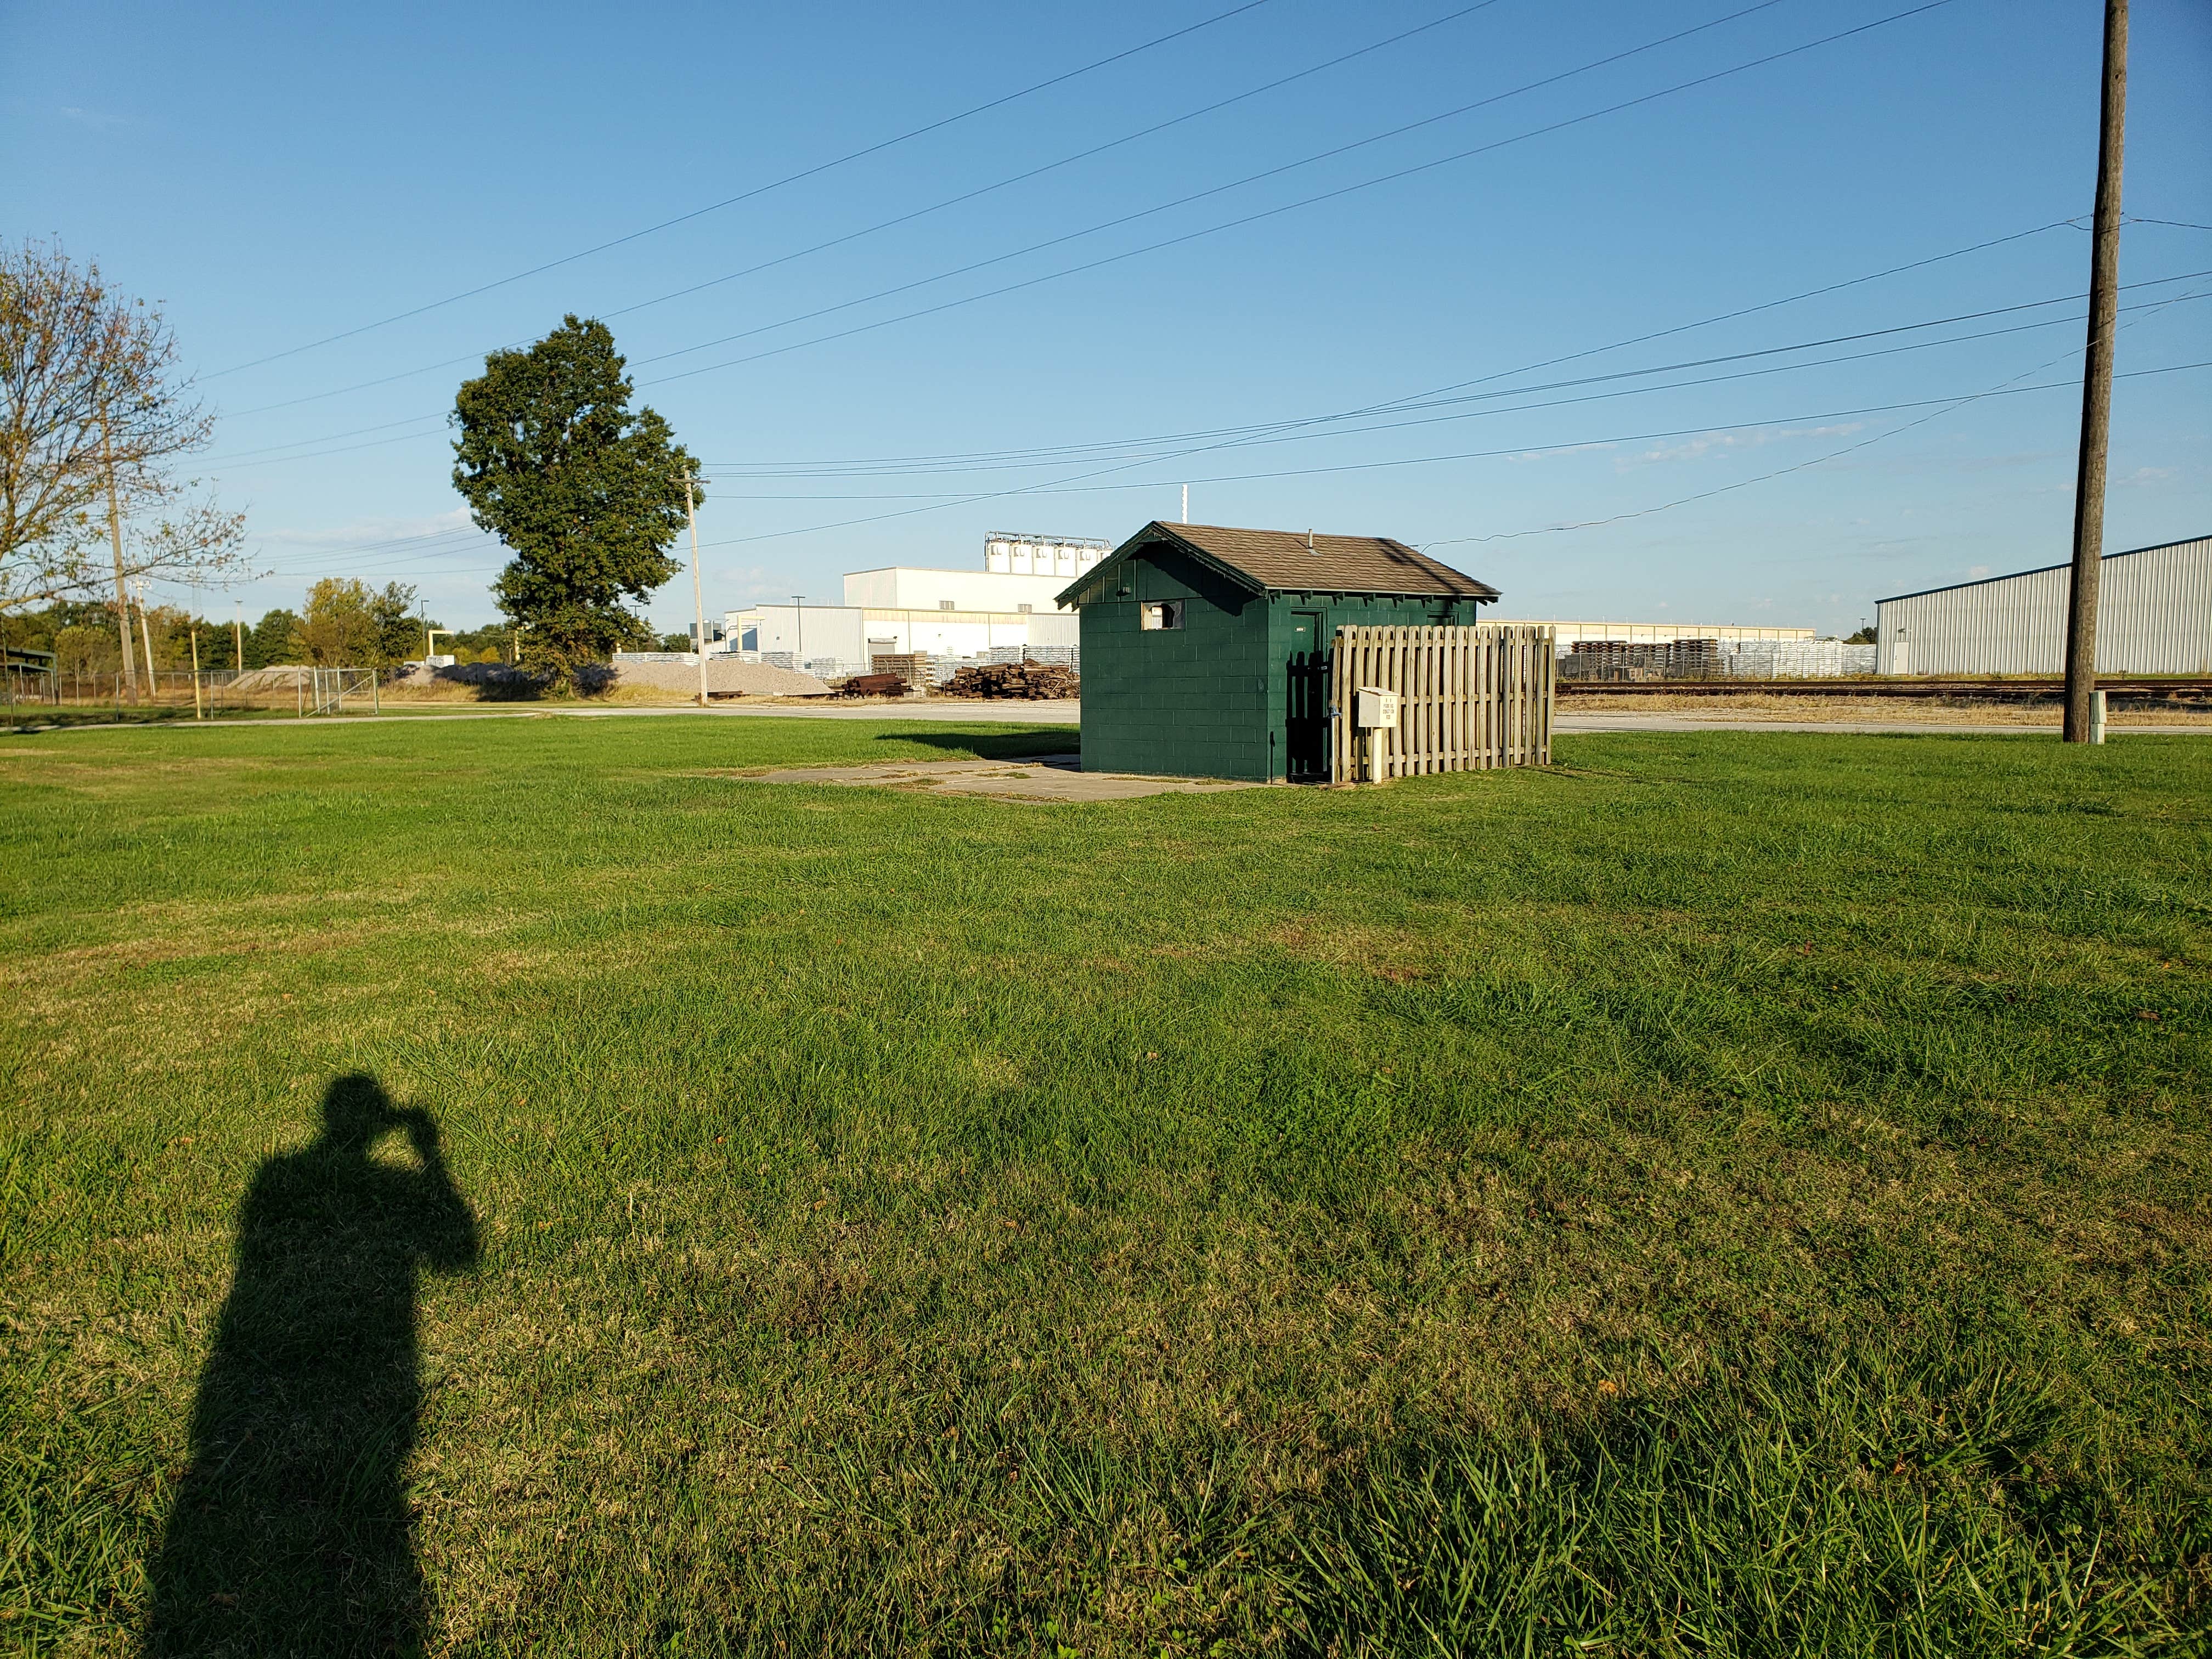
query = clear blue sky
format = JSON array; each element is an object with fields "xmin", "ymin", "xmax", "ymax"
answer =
[{"xmin": 6, "ymin": 0, "xmax": 2208, "ymax": 635}]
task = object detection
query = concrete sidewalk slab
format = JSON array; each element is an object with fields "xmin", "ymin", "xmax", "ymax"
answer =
[{"xmin": 736, "ymin": 754, "xmax": 1259, "ymax": 802}]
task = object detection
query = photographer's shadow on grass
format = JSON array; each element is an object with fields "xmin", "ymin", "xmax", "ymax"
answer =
[{"xmin": 147, "ymin": 1074, "xmax": 477, "ymax": 1656}]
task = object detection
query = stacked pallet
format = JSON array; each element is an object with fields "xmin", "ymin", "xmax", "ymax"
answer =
[
  {"xmin": 941, "ymin": 661, "xmax": 1080, "ymax": 699},
  {"xmin": 869, "ymin": 653, "xmax": 935, "ymax": 693},
  {"xmin": 834, "ymin": 672, "xmax": 911, "ymax": 699}
]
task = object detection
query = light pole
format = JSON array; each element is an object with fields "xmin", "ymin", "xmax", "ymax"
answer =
[
  {"xmin": 686, "ymin": 470, "xmax": 710, "ymax": 707},
  {"xmin": 792, "ymin": 595, "xmax": 805, "ymax": 662}
]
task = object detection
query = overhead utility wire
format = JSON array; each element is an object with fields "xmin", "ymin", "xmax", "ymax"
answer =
[
  {"xmin": 689, "ymin": 360, "xmax": 2209, "ymax": 549},
  {"xmin": 1427, "ymin": 287, "xmax": 2211, "ymax": 548},
  {"xmin": 221, "ymin": 250, "xmax": 2084, "ymax": 472},
  {"xmin": 245, "ymin": 319, "xmax": 2209, "ymax": 576},
  {"xmin": 213, "ymin": 0, "xmax": 1780, "ymax": 425},
  {"xmin": 202, "ymin": 0, "xmax": 1279, "ymax": 379},
  {"xmin": 690, "ymin": 273, "xmax": 2210, "ymax": 484},
  {"xmin": 686, "ymin": 284, "xmax": 2212, "ymax": 538},
  {"xmin": 702, "ymin": 289, "xmax": 2212, "ymax": 501},
  {"xmin": 235, "ymin": 356, "xmax": 2212, "ymax": 580},
  {"xmin": 259, "ymin": 529, "xmax": 493, "ymax": 571},
  {"xmin": 204, "ymin": 256, "xmax": 2208, "ymax": 477},
  {"xmin": 204, "ymin": 0, "xmax": 1524, "ymax": 441},
  {"xmin": 639, "ymin": 0, "xmax": 1961, "ymax": 389},
  {"xmin": 696, "ymin": 222, "xmax": 2083, "ymax": 474},
  {"xmin": 636, "ymin": 0, "xmax": 1816, "ymax": 379},
  {"xmin": 694, "ymin": 217, "xmax": 2092, "ymax": 476},
  {"xmin": 590, "ymin": 1, "xmax": 1515, "ymax": 331},
  {"xmin": 212, "ymin": 0, "xmax": 1926, "ymax": 450}
]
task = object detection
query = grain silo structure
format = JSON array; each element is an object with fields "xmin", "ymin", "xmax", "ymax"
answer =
[{"xmin": 1875, "ymin": 534, "xmax": 2211, "ymax": 675}]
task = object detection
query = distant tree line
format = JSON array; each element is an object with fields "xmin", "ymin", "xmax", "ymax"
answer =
[{"xmin": 1, "ymin": 577, "xmax": 526, "ymax": 683}]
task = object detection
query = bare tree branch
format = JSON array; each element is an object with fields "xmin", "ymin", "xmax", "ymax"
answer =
[{"xmin": 0, "ymin": 239, "xmax": 250, "ymax": 611}]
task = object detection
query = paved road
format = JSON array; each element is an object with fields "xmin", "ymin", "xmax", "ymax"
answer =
[
  {"xmin": 19, "ymin": 701, "xmax": 2207, "ymax": 738},
  {"xmin": 25, "ymin": 699, "xmax": 1087, "ymax": 731},
  {"xmin": 1555, "ymin": 712, "xmax": 2207, "ymax": 736}
]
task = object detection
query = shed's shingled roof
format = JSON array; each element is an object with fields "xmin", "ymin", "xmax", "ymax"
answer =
[{"xmin": 1087, "ymin": 521, "xmax": 1498, "ymax": 601}]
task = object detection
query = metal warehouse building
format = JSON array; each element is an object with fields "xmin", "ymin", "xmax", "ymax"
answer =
[{"xmin": 1876, "ymin": 534, "xmax": 2211, "ymax": 676}]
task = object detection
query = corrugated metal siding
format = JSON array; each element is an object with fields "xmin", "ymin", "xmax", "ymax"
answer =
[{"xmin": 1876, "ymin": 537, "xmax": 2212, "ymax": 674}]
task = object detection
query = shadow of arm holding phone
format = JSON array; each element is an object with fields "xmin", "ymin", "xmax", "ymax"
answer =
[{"xmin": 146, "ymin": 1074, "xmax": 477, "ymax": 1656}]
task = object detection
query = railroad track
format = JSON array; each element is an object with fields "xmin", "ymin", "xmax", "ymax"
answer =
[{"xmin": 1559, "ymin": 677, "xmax": 2212, "ymax": 701}]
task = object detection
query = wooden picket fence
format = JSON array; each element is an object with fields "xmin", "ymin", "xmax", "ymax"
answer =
[{"xmin": 1329, "ymin": 624, "xmax": 1556, "ymax": 782}]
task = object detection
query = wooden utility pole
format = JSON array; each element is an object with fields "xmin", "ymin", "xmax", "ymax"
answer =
[
  {"xmin": 136, "ymin": 581, "xmax": 159, "ymax": 697},
  {"xmin": 190, "ymin": 629, "xmax": 204, "ymax": 719},
  {"xmin": 233, "ymin": 601, "xmax": 245, "ymax": 671},
  {"xmin": 2063, "ymin": 0, "xmax": 2128, "ymax": 743},
  {"xmin": 102, "ymin": 417, "xmax": 137, "ymax": 702},
  {"xmin": 685, "ymin": 469, "xmax": 709, "ymax": 707}
]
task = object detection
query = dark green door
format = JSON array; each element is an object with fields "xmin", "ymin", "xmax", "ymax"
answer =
[{"xmin": 1285, "ymin": 610, "xmax": 1329, "ymax": 782}]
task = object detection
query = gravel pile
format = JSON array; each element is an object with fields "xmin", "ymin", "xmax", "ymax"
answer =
[{"xmin": 614, "ymin": 659, "xmax": 830, "ymax": 697}]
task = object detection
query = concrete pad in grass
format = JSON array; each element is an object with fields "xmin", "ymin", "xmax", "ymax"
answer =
[{"xmin": 740, "ymin": 753, "xmax": 1261, "ymax": 801}]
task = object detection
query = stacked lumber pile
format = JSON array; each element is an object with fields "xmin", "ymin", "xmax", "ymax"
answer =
[
  {"xmin": 870, "ymin": 653, "xmax": 934, "ymax": 693},
  {"xmin": 941, "ymin": 661, "xmax": 1080, "ymax": 699},
  {"xmin": 834, "ymin": 672, "xmax": 911, "ymax": 699}
]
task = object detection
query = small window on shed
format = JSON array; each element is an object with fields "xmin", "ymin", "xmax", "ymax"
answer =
[
  {"xmin": 1140, "ymin": 600, "xmax": 1184, "ymax": 631},
  {"xmin": 1017, "ymin": 602, "xmax": 1033, "ymax": 614},
  {"xmin": 939, "ymin": 599, "xmax": 956, "ymax": 611}
]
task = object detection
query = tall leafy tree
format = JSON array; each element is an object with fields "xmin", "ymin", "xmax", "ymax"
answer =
[
  {"xmin": 246, "ymin": 608, "xmax": 302, "ymax": 668},
  {"xmin": 367, "ymin": 581, "xmax": 429, "ymax": 668},
  {"xmin": 449, "ymin": 318, "xmax": 696, "ymax": 689},
  {"xmin": 288, "ymin": 577, "xmax": 375, "ymax": 667}
]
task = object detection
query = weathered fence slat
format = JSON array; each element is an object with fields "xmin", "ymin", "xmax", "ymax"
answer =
[{"xmin": 1328, "ymin": 623, "xmax": 1555, "ymax": 782}]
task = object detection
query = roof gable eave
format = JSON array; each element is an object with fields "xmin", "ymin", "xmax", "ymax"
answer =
[{"xmin": 1054, "ymin": 522, "xmax": 1266, "ymax": 607}]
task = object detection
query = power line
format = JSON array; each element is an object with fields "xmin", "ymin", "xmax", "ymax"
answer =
[
  {"xmin": 630, "ymin": 0, "xmax": 1807, "ymax": 377},
  {"xmin": 202, "ymin": 264, "xmax": 2208, "ymax": 476},
  {"xmin": 1431, "ymin": 280, "xmax": 2204, "ymax": 550},
  {"xmin": 219, "ymin": 209, "xmax": 2073, "ymax": 469},
  {"xmin": 212, "ymin": 0, "xmax": 1790, "ymax": 424},
  {"xmin": 636, "ymin": 0, "xmax": 1970, "ymax": 390},
  {"xmin": 693, "ymin": 272, "xmax": 2210, "ymax": 483},
  {"xmin": 229, "ymin": 351, "xmax": 2211, "ymax": 580},
  {"xmin": 690, "ymin": 218, "xmax": 2093, "ymax": 477},
  {"xmin": 201, "ymin": 0, "xmax": 1283, "ymax": 379},
  {"xmin": 686, "ymin": 360, "xmax": 2209, "ymax": 548},
  {"xmin": 695, "ymin": 285, "xmax": 2210, "ymax": 496},
  {"xmin": 203, "ymin": 0, "xmax": 1522, "ymax": 438},
  {"xmin": 211, "ymin": 0, "xmax": 1956, "ymax": 466},
  {"xmin": 589, "ymin": 1, "xmax": 1517, "ymax": 334}
]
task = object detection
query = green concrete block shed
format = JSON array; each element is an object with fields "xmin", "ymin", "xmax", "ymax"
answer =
[{"xmin": 1056, "ymin": 521, "xmax": 1500, "ymax": 783}]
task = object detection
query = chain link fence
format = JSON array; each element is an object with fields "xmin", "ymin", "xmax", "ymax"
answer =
[{"xmin": 6, "ymin": 665, "xmax": 385, "ymax": 719}]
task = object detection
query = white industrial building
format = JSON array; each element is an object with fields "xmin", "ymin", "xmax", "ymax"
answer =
[
  {"xmin": 1876, "ymin": 534, "xmax": 2211, "ymax": 675},
  {"xmin": 724, "ymin": 533, "xmax": 1098, "ymax": 678}
]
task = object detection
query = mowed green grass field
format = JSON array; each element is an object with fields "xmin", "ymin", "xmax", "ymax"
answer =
[{"xmin": 2, "ymin": 716, "xmax": 2207, "ymax": 1656}]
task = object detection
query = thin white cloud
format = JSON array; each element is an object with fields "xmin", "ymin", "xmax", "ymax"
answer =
[
  {"xmin": 1504, "ymin": 440, "xmax": 1620, "ymax": 466},
  {"xmin": 710, "ymin": 567, "xmax": 792, "ymax": 607},
  {"xmin": 1629, "ymin": 422, "xmax": 1867, "ymax": 467},
  {"xmin": 253, "ymin": 509, "xmax": 476, "ymax": 550},
  {"xmin": 59, "ymin": 105, "xmax": 128, "ymax": 131}
]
